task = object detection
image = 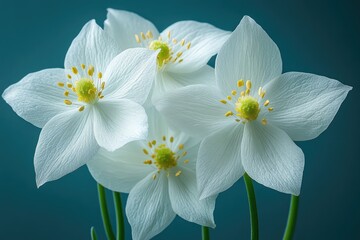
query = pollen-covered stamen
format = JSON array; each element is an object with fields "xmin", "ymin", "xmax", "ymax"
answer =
[
  {"xmin": 58, "ymin": 64, "xmax": 106, "ymax": 110},
  {"xmin": 134, "ymin": 29, "xmax": 191, "ymax": 67},
  {"xmin": 220, "ymin": 79, "xmax": 274, "ymax": 124},
  {"xmin": 142, "ymin": 136, "xmax": 189, "ymax": 179}
]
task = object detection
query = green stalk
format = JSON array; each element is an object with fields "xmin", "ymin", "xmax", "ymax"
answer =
[
  {"xmin": 202, "ymin": 226, "xmax": 210, "ymax": 240},
  {"xmin": 90, "ymin": 226, "xmax": 98, "ymax": 240},
  {"xmin": 243, "ymin": 173, "xmax": 259, "ymax": 240},
  {"xmin": 113, "ymin": 192, "xmax": 125, "ymax": 240},
  {"xmin": 283, "ymin": 195, "xmax": 300, "ymax": 240},
  {"xmin": 97, "ymin": 184, "xmax": 115, "ymax": 240}
]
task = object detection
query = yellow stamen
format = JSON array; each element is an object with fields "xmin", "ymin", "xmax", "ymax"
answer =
[
  {"xmin": 98, "ymin": 72, "xmax": 102, "ymax": 79},
  {"xmin": 264, "ymin": 100, "xmax": 270, "ymax": 106},
  {"xmin": 182, "ymin": 151, "xmax": 187, "ymax": 157},
  {"xmin": 64, "ymin": 91, "xmax": 69, "ymax": 97},
  {"xmin": 101, "ymin": 82, "xmax": 105, "ymax": 90},
  {"xmin": 180, "ymin": 39, "xmax": 185, "ymax": 46},
  {"xmin": 268, "ymin": 107, "xmax": 274, "ymax": 112},
  {"xmin": 88, "ymin": 65, "xmax": 94, "ymax": 76},
  {"xmin": 167, "ymin": 31, "xmax": 171, "ymax": 39},
  {"xmin": 71, "ymin": 67, "xmax": 78, "ymax": 74},
  {"xmin": 144, "ymin": 160, "xmax": 152, "ymax": 164},
  {"xmin": 162, "ymin": 136, "xmax": 166, "ymax": 141},
  {"xmin": 81, "ymin": 64, "xmax": 85, "ymax": 70},
  {"xmin": 67, "ymin": 74, "xmax": 72, "ymax": 79},
  {"xmin": 141, "ymin": 32, "xmax": 146, "ymax": 40},
  {"xmin": 227, "ymin": 96, "xmax": 232, "ymax": 100},
  {"xmin": 237, "ymin": 79, "xmax": 244, "ymax": 88},
  {"xmin": 172, "ymin": 38, "xmax": 178, "ymax": 44},
  {"xmin": 152, "ymin": 140, "xmax": 157, "ymax": 145},
  {"xmin": 64, "ymin": 100, "xmax": 72, "ymax": 105},
  {"xmin": 262, "ymin": 118, "xmax": 267, "ymax": 125},
  {"xmin": 57, "ymin": 82, "xmax": 65, "ymax": 87},
  {"xmin": 67, "ymin": 83, "xmax": 73, "ymax": 88},
  {"xmin": 184, "ymin": 159, "xmax": 189, "ymax": 164},
  {"xmin": 152, "ymin": 174, "xmax": 157, "ymax": 180},
  {"xmin": 143, "ymin": 149, "xmax": 149, "ymax": 155},
  {"xmin": 78, "ymin": 106, "xmax": 85, "ymax": 112},
  {"xmin": 260, "ymin": 91, "xmax": 266, "ymax": 99},
  {"xmin": 231, "ymin": 90, "xmax": 237, "ymax": 96},
  {"xmin": 225, "ymin": 111, "xmax": 234, "ymax": 117},
  {"xmin": 148, "ymin": 142, "xmax": 153, "ymax": 148},
  {"xmin": 187, "ymin": 42, "xmax": 191, "ymax": 49},
  {"xmin": 179, "ymin": 144, "xmax": 184, "ymax": 150},
  {"xmin": 170, "ymin": 136, "xmax": 174, "ymax": 143},
  {"xmin": 220, "ymin": 100, "xmax": 227, "ymax": 104},
  {"xmin": 135, "ymin": 34, "xmax": 141, "ymax": 43},
  {"xmin": 175, "ymin": 170, "xmax": 182, "ymax": 177},
  {"xmin": 246, "ymin": 80, "xmax": 252, "ymax": 89}
]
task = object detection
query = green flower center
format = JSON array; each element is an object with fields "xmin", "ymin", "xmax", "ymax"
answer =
[
  {"xmin": 75, "ymin": 78, "xmax": 97, "ymax": 103},
  {"xmin": 149, "ymin": 40, "xmax": 171, "ymax": 67},
  {"xmin": 154, "ymin": 144, "xmax": 177, "ymax": 170},
  {"xmin": 235, "ymin": 96, "xmax": 260, "ymax": 121}
]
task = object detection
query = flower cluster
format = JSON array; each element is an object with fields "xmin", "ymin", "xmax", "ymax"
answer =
[{"xmin": 2, "ymin": 9, "xmax": 351, "ymax": 240}]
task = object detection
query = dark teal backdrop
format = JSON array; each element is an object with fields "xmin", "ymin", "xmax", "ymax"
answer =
[{"xmin": 0, "ymin": 0, "xmax": 358, "ymax": 239}]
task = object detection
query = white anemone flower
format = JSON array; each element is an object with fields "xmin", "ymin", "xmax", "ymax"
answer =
[
  {"xmin": 156, "ymin": 16, "xmax": 352, "ymax": 198},
  {"xmin": 103, "ymin": 8, "xmax": 230, "ymax": 101},
  {"xmin": 2, "ymin": 20, "xmax": 158, "ymax": 187},
  {"xmin": 87, "ymin": 108, "xmax": 216, "ymax": 240}
]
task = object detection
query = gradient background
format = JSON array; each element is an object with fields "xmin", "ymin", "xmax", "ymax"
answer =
[{"xmin": 0, "ymin": 0, "xmax": 358, "ymax": 239}]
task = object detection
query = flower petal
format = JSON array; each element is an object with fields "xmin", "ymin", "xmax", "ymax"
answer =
[
  {"xmin": 242, "ymin": 121, "xmax": 304, "ymax": 195},
  {"xmin": 105, "ymin": 8, "xmax": 160, "ymax": 50},
  {"xmin": 35, "ymin": 108, "xmax": 98, "ymax": 187},
  {"xmin": 155, "ymin": 85, "xmax": 232, "ymax": 138},
  {"xmin": 102, "ymin": 48, "xmax": 158, "ymax": 105},
  {"xmin": 152, "ymin": 65, "xmax": 215, "ymax": 102},
  {"xmin": 216, "ymin": 16, "xmax": 282, "ymax": 96},
  {"xmin": 87, "ymin": 141, "xmax": 154, "ymax": 193},
  {"xmin": 162, "ymin": 21, "xmax": 230, "ymax": 73},
  {"xmin": 263, "ymin": 72, "xmax": 352, "ymax": 141},
  {"xmin": 93, "ymin": 99, "xmax": 148, "ymax": 151},
  {"xmin": 197, "ymin": 124, "xmax": 245, "ymax": 199},
  {"xmin": 168, "ymin": 168, "xmax": 216, "ymax": 227},
  {"xmin": 2, "ymin": 69, "xmax": 73, "ymax": 128},
  {"xmin": 126, "ymin": 172, "xmax": 176, "ymax": 240},
  {"xmin": 64, "ymin": 20, "xmax": 121, "ymax": 73}
]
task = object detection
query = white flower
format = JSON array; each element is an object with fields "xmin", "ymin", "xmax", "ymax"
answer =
[
  {"xmin": 104, "ymin": 8, "xmax": 230, "ymax": 101},
  {"xmin": 2, "ymin": 20, "xmax": 158, "ymax": 187},
  {"xmin": 87, "ymin": 108, "xmax": 216, "ymax": 240},
  {"xmin": 155, "ymin": 16, "xmax": 352, "ymax": 198}
]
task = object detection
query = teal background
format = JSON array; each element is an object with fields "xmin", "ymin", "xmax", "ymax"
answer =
[{"xmin": 0, "ymin": 0, "xmax": 358, "ymax": 239}]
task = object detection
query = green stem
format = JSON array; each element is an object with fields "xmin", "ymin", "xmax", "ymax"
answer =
[
  {"xmin": 202, "ymin": 226, "xmax": 210, "ymax": 240},
  {"xmin": 97, "ymin": 184, "xmax": 115, "ymax": 240},
  {"xmin": 113, "ymin": 192, "xmax": 125, "ymax": 240},
  {"xmin": 283, "ymin": 195, "xmax": 300, "ymax": 240},
  {"xmin": 90, "ymin": 226, "xmax": 98, "ymax": 240},
  {"xmin": 243, "ymin": 173, "xmax": 259, "ymax": 240}
]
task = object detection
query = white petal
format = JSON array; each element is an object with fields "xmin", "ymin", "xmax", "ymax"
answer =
[
  {"xmin": 263, "ymin": 72, "xmax": 352, "ymax": 141},
  {"xmin": 216, "ymin": 16, "xmax": 282, "ymax": 96},
  {"xmin": 2, "ymin": 69, "xmax": 73, "ymax": 128},
  {"xmin": 87, "ymin": 141, "xmax": 154, "ymax": 193},
  {"xmin": 105, "ymin": 8, "xmax": 160, "ymax": 50},
  {"xmin": 93, "ymin": 99, "xmax": 148, "ymax": 151},
  {"xmin": 35, "ymin": 108, "xmax": 98, "ymax": 187},
  {"xmin": 168, "ymin": 168, "xmax": 216, "ymax": 227},
  {"xmin": 152, "ymin": 65, "xmax": 215, "ymax": 102},
  {"xmin": 126, "ymin": 172, "xmax": 176, "ymax": 240},
  {"xmin": 242, "ymin": 121, "xmax": 304, "ymax": 195},
  {"xmin": 155, "ymin": 85, "xmax": 232, "ymax": 138},
  {"xmin": 64, "ymin": 20, "xmax": 121, "ymax": 73},
  {"xmin": 102, "ymin": 48, "xmax": 158, "ymax": 105},
  {"xmin": 162, "ymin": 21, "xmax": 230, "ymax": 73},
  {"xmin": 197, "ymin": 124, "xmax": 245, "ymax": 199}
]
